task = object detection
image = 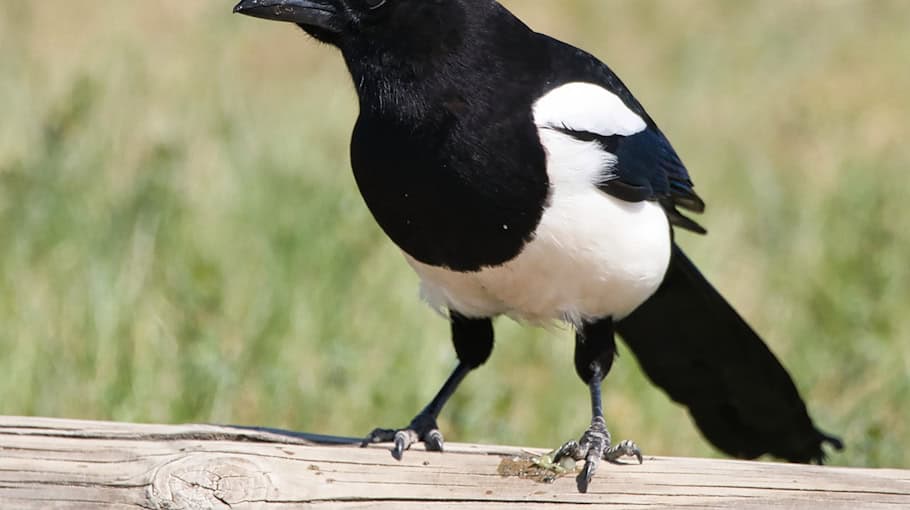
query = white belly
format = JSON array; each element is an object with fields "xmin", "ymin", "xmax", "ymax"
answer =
[{"xmin": 405, "ymin": 129, "xmax": 672, "ymax": 327}]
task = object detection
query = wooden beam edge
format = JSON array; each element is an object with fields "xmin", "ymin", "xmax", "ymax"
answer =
[{"xmin": 0, "ymin": 416, "xmax": 907, "ymax": 509}]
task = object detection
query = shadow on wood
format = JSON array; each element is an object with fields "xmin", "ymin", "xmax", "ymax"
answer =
[{"xmin": 0, "ymin": 416, "xmax": 907, "ymax": 509}]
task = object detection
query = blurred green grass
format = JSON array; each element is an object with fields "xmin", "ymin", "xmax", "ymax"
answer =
[{"xmin": 1, "ymin": 0, "xmax": 907, "ymax": 468}]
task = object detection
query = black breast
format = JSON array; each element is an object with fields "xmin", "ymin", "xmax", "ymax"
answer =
[{"xmin": 350, "ymin": 104, "xmax": 549, "ymax": 272}]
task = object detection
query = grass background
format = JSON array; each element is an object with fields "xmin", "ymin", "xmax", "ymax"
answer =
[{"xmin": 1, "ymin": 0, "xmax": 907, "ymax": 468}]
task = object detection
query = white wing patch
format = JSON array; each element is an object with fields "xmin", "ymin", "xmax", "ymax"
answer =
[{"xmin": 532, "ymin": 82, "xmax": 647, "ymax": 137}]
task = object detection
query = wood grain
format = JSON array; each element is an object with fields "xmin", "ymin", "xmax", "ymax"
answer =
[{"xmin": 0, "ymin": 416, "xmax": 906, "ymax": 509}]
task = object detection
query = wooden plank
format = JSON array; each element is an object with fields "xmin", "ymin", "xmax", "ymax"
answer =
[{"xmin": 0, "ymin": 416, "xmax": 907, "ymax": 509}]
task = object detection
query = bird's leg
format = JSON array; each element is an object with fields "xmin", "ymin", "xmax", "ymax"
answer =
[
  {"xmin": 361, "ymin": 362, "xmax": 469, "ymax": 459},
  {"xmin": 554, "ymin": 318, "xmax": 642, "ymax": 493},
  {"xmin": 361, "ymin": 312, "xmax": 493, "ymax": 460}
]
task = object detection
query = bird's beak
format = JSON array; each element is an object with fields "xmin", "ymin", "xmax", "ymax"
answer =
[{"xmin": 233, "ymin": 0, "xmax": 340, "ymax": 32}]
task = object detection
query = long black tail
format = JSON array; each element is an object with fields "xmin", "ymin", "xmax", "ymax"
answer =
[{"xmin": 615, "ymin": 244, "xmax": 842, "ymax": 462}]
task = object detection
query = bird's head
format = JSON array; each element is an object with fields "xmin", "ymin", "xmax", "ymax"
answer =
[
  {"xmin": 234, "ymin": 0, "xmax": 533, "ymax": 118},
  {"xmin": 232, "ymin": 0, "xmax": 481, "ymax": 57}
]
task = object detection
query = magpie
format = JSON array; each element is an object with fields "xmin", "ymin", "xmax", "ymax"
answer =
[{"xmin": 233, "ymin": 0, "xmax": 842, "ymax": 492}]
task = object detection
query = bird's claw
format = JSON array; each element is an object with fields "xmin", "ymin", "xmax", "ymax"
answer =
[
  {"xmin": 606, "ymin": 439, "xmax": 643, "ymax": 464},
  {"xmin": 554, "ymin": 418, "xmax": 642, "ymax": 493},
  {"xmin": 361, "ymin": 413, "xmax": 443, "ymax": 460}
]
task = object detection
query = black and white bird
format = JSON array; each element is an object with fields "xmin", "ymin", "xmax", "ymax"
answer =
[{"xmin": 233, "ymin": 0, "xmax": 841, "ymax": 492}]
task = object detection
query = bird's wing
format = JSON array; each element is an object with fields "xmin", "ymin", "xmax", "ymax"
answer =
[
  {"xmin": 604, "ymin": 126, "xmax": 706, "ymax": 234},
  {"xmin": 554, "ymin": 122, "xmax": 707, "ymax": 234},
  {"xmin": 532, "ymin": 60, "xmax": 706, "ymax": 233}
]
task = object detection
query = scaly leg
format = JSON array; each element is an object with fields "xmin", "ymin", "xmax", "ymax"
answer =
[
  {"xmin": 361, "ymin": 311, "xmax": 493, "ymax": 459},
  {"xmin": 554, "ymin": 318, "xmax": 642, "ymax": 493}
]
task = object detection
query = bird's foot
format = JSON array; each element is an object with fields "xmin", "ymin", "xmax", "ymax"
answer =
[
  {"xmin": 360, "ymin": 412, "xmax": 443, "ymax": 460},
  {"xmin": 553, "ymin": 416, "xmax": 642, "ymax": 493}
]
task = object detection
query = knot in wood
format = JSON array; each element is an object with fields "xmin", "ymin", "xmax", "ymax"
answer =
[{"xmin": 148, "ymin": 453, "xmax": 274, "ymax": 509}]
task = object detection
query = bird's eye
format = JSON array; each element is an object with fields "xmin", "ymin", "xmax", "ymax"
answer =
[{"xmin": 365, "ymin": 0, "xmax": 386, "ymax": 10}]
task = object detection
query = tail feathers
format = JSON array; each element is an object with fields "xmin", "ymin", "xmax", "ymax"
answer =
[{"xmin": 616, "ymin": 244, "xmax": 842, "ymax": 462}]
